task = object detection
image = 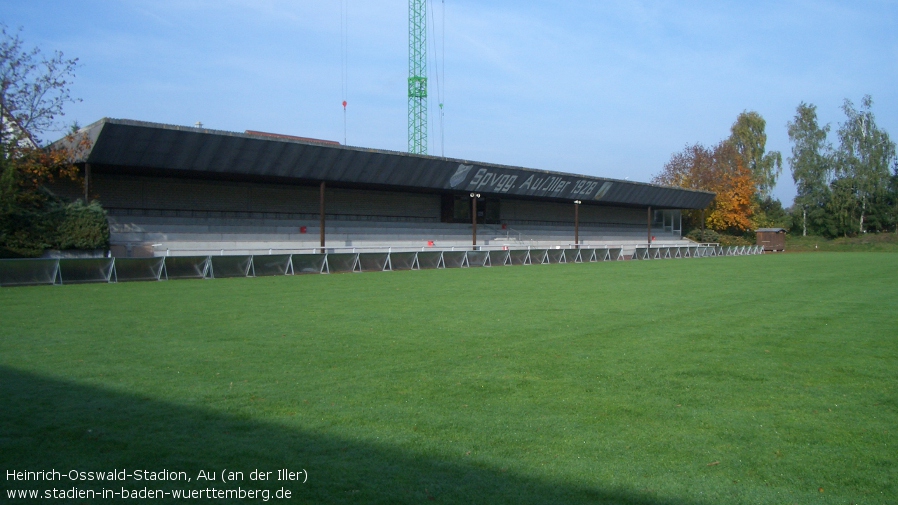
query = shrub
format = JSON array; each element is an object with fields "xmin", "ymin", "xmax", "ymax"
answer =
[
  {"xmin": 56, "ymin": 200, "xmax": 109, "ymax": 250},
  {"xmin": 0, "ymin": 198, "xmax": 109, "ymax": 257},
  {"xmin": 685, "ymin": 228, "xmax": 720, "ymax": 243},
  {"xmin": 717, "ymin": 234, "xmax": 753, "ymax": 247}
]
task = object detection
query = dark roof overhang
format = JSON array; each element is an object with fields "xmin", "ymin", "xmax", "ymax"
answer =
[{"xmin": 58, "ymin": 118, "xmax": 716, "ymax": 210}]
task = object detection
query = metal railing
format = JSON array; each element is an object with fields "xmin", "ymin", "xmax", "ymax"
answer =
[{"xmin": 0, "ymin": 245, "xmax": 766, "ymax": 287}]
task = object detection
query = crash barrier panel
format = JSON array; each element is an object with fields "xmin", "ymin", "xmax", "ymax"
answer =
[
  {"xmin": 358, "ymin": 252, "xmax": 391, "ymax": 272},
  {"xmin": 607, "ymin": 247, "xmax": 623, "ymax": 261},
  {"xmin": 326, "ymin": 253, "xmax": 358, "ymax": 273},
  {"xmin": 491, "ymin": 250, "xmax": 511, "ymax": 266},
  {"xmin": 209, "ymin": 255, "xmax": 252, "ymax": 278},
  {"xmin": 162, "ymin": 256, "xmax": 209, "ymax": 280},
  {"xmin": 58, "ymin": 258, "xmax": 115, "ymax": 284},
  {"xmin": 0, "ymin": 258, "xmax": 60, "ymax": 287},
  {"xmin": 530, "ymin": 249, "xmax": 548, "ymax": 265},
  {"xmin": 389, "ymin": 252, "xmax": 418, "ymax": 271},
  {"xmin": 291, "ymin": 253, "xmax": 327, "ymax": 274},
  {"xmin": 466, "ymin": 250, "xmax": 490, "ymax": 267},
  {"xmin": 0, "ymin": 244, "xmax": 763, "ymax": 287},
  {"xmin": 113, "ymin": 258, "xmax": 165, "ymax": 282},
  {"xmin": 252, "ymin": 254, "xmax": 293, "ymax": 276},
  {"xmin": 416, "ymin": 251, "xmax": 443, "ymax": 269},
  {"xmin": 442, "ymin": 251, "xmax": 467, "ymax": 268},
  {"xmin": 508, "ymin": 249, "xmax": 530, "ymax": 265},
  {"xmin": 545, "ymin": 249, "xmax": 565, "ymax": 264}
]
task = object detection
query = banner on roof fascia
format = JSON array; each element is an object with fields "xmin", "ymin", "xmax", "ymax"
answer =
[{"xmin": 445, "ymin": 163, "xmax": 613, "ymax": 200}]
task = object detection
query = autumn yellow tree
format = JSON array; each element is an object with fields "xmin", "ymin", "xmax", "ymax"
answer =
[{"xmin": 652, "ymin": 141, "xmax": 756, "ymax": 233}]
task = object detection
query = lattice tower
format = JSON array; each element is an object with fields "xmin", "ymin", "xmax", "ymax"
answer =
[{"xmin": 408, "ymin": 0, "xmax": 427, "ymax": 154}]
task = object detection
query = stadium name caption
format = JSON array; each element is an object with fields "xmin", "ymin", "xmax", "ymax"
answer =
[
  {"xmin": 199, "ymin": 468, "xmax": 308, "ymax": 484},
  {"xmin": 7, "ymin": 468, "xmax": 307, "ymax": 484},
  {"xmin": 7, "ymin": 469, "xmax": 189, "ymax": 482}
]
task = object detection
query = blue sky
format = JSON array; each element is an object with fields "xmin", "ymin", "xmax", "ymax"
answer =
[{"xmin": 3, "ymin": 1, "xmax": 896, "ymax": 205}]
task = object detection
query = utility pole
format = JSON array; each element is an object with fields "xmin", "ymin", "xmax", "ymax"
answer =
[
  {"xmin": 408, "ymin": 0, "xmax": 427, "ymax": 154},
  {"xmin": 470, "ymin": 192, "xmax": 479, "ymax": 249}
]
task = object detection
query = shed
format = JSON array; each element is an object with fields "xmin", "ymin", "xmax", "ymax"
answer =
[{"xmin": 756, "ymin": 228, "xmax": 786, "ymax": 252}]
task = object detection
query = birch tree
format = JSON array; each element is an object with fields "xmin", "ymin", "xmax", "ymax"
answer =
[
  {"xmin": 787, "ymin": 102, "xmax": 831, "ymax": 236},
  {"xmin": 729, "ymin": 111, "xmax": 783, "ymax": 198},
  {"xmin": 835, "ymin": 96, "xmax": 896, "ymax": 233}
]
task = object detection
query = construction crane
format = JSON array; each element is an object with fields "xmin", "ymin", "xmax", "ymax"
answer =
[{"xmin": 408, "ymin": 0, "xmax": 427, "ymax": 154}]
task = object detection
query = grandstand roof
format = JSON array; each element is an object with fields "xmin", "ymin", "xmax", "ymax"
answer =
[{"xmin": 64, "ymin": 118, "xmax": 715, "ymax": 210}]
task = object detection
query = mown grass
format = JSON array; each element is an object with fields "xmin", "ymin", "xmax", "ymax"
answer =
[{"xmin": 1, "ymin": 254, "xmax": 896, "ymax": 504}]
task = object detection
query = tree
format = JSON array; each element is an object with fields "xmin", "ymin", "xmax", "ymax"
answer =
[
  {"xmin": 651, "ymin": 143, "xmax": 716, "ymax": 192},
  {"xmin": 891, "ymin": 165, "xmax": 898, "ymax": 233},
  {"xmin": 0, "ymin": 26, "xmax": 106, "ymax": 257},
  {"xmin": 787, "ymin": 102, "xmax": 832, "ymax": 236},
  {"xmin": 835, "ymin": 95, "xmax": 896, "ymax": 233},
  {"xmin": 706, "ymin": 141, "xmax": 756, "ymax": 232},
  {"xmin": 1, "ymin": 24, "xmax": 79, "ymax": 148},
  {"xmin": 729, "ymin": 111, "xmax": 783, "ymax": 198},
  {"xmin": 754, "ymin": 196, "xmax": 789, "ymax": 229},
  {"xmin": 1, "ymin": 25, "xmax": 83, "ymax": 206},
  {"xmin": 826, "ymin": 176, "xmax": 858, "ymax": 237},
  {"xmin": 653, "ymin": 141, "xmax": 755, "ymax": 233}
]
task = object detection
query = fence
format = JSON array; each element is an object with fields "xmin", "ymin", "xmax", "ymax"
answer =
[{"xmin": 0, "ymin": 245, "xmax": 765, "ymax": 287}]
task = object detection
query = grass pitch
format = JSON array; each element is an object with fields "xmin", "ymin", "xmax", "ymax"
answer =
[{"xmin": 1, "ymin": 253, "xmax": 896, "ymax": 504}]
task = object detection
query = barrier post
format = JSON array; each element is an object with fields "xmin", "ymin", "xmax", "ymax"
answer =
[{"xmin": 319, "ymin": 181, "xmax": 326, "ymax": 253}]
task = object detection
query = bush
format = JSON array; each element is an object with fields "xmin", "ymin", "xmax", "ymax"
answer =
[
  {"xmin": 0, "ymin": 198, "xmax": 109, "ymax": 257},
  {"xmin": 685, "ymin": 228, "xmax": 720, "ymax": 243},
  {"xmin": 56, "ymin": 200, "xmax": 109, "ymax": 250},
  {"xmin": 0, "ymin": 209, "xmax": 56, "ymax": 257},
  {"xmin": 717, "ymin": 234, "xmax": 754, "ymax": 247}
]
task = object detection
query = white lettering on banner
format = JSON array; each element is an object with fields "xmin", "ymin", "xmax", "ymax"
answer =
[
  {"xmin": 570, "ymin": 180, "xmax": 599, "ymax": 196},
  {"xmin": 461, "ymin": 168, "xmax": 605, "ymax": 198},
  {"xmin": 518, "ymin": 174, "xmax": 582, "ymax": 194},
  {"xmin": 466, "ymin": 168, "xmax": 517, "ymax": 193}
]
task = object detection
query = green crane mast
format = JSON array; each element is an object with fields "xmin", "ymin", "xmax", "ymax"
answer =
[{"xmin": 408, "ymin": 0, "xmax": 427, "ymax": 154}]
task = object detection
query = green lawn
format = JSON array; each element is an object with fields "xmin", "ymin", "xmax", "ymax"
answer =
[{"xmin": 1, "ymin": 253, "xmax": 896, "ymax": 504}]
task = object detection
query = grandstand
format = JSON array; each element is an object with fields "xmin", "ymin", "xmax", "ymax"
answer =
[{"xmin": 54, "ymin": 118, "xmax": 714, "ymax": 257}]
